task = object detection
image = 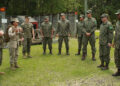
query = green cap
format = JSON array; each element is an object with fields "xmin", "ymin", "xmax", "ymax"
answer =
[
  {"xmin": 101, "ymin": 13, "xmax": 108, "ymax": 18},
  {"xmin": 87, "ymin": 10, "xmax": 92, "ymax": 14},
  {"xmin": 61, "ymin": 13, "xmax": 65, "ymax": 16},
  {"xmin": 115, "ymin": 9, "xmax": 120, "ymax": 15},
  {"xmin": 44, "ymin": 16, "xmax": 49, "ymax": 19},
  {"xmin": 79, "ymin": 14, "xmax": 84, "ymax": 18}
]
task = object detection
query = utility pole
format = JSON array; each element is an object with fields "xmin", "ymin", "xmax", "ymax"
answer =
[{"xmin": 84, "ymin": 0, "xmax": 88, "ymax": 16}]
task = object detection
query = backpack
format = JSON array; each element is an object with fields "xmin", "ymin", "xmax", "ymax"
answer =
[{"xmin": 4, "ymin": 25, "xmax": 11, "ymax": 42}]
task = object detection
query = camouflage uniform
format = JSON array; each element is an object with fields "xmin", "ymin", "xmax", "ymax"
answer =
[
  {"xmin": 0, "ymin": 36, "xmax": 4, "ymax": 66},
  {"xmin": 21, "ymin": 22, "xmax": 33, "ymax": 56},
  {"xmin": 56, "ymin": 19, "xmax": 71, "ymax": 55},
  {"xmin": 82, "ymin": 17, "xmax": 97, "ymax": 59},
  {"xmin": 76, "ymin": 19, "xmax": 84, "ymax": 55},
  {"xmin": 8, "ymin": 26, "xmax": 20, "ymax": 68},
  {"xmin": 99, "ymin": 20, "xmax": 113, "ymax": 68},
  {"xmin": 41, "ymin": 21, "xmax": 53, "ymax": 54}
]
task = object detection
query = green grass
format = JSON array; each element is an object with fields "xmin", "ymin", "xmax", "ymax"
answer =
[{"xmin": 0, "ymin": 32, "xmax": 120, "ymax": 86}]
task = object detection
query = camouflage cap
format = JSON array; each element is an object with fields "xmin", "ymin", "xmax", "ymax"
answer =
[
  {"xmin": 79, "ymin": 14, "xmax": 84, "ymax": 18},
  {"xmin": 44, "ymin": 16, "xmax": 49, "ymax": 19},
  {"xmin": 101, "ymin": 13, "xmax": 108, "ymax": 18},
  {"xmin": 115, "ymin": 9, "xmax": 120, "ymax": 15},
  {"xmin": 61, "ymin": 13, "xmax": 65, "ymax": 16},
  {"xmin": 87, "ymin": 10, "xmax": 92, "ymax": 14},
  {"xmin": 11, "ymin": 18, "xmax": 19, "ymax": 22}
]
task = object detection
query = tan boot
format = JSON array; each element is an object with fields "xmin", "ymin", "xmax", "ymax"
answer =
[
  {"xmin": 23, "ymin": 54, "xmax": 27, "ymax": 59},
  {"xmin": 14, "ymin": 62, "xmax": 20, "ymax": 68},
  {"xmin": 27, "ymin": 53, "xmax": 32, "ymax": 58},
  {"xmin": 10, "ymin": 64, "xmax": 16, "ymax": 70},
  {"xmin": 0, "ymin": 72, "xmax": 5, "ymax": 75}
]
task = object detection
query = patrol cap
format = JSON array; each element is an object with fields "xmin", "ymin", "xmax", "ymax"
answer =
[
  {"xmin": 115, "ymin": 9, "xmax": 120, "ymax": 15},
  {"xmin": 101, "ymin": 13, "xmax": 108, "ymax": 18},
  {"xmin": 79, "ymin": 14, "xmax": 84, "ymax": 18},
  {"xmin": 11, "ymin": 18, "xmax": 19, "ymax": 22},
  {"xmin": 44, "ymin": 16, "xmax": 49, "ymax": 19},
  {"xmin": 87, "ymin": 10, "xmax": 92, "ymax": 14},
  {"xmin": 61, "ymin": 13, "xmax": 65, "ymax": 16}
]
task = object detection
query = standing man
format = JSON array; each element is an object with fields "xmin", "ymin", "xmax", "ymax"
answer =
[
  {"xmin": 75, "ymin": 14, "xmax": 84, "ymax": 55},
  {"xmin": 98, "ymin": 14, "xmax": 113, "ymax": 70},
  {"xmin": 82, "ymin": 10, "xmax": 97, "ymax": 61},
  {"xmin": 8, "ymin": 20, "xmax": 22, "ymax": 70},
  {"xmin": 56, "ymin": 13, "xmax": 71, "ymax": 55},
  {"xmin": 21, "ymin": 16, "xmax": 35, "ymax": 58},
  {"xmin": 112, "ymin": 9, "xmax": 120, "ymax": 76},
  {"xmin": 40, "ymin": 16, "xmax": 54, "ymax": 55},
  {"xmin": 0, "ymin": 30, "xmax": 5, "ymax": 74}
]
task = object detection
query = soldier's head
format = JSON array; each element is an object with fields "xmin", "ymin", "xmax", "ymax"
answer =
[
  {"xmin": 25, "ymin": 16, "xmax": 29, "ymax": 23},
  {"xmin": 101, "ymin": 13, "xmax": 108, "ymax": 23},
  {"xmin": 11, "ymin": 21, "xmax": 18, "ymax": 27},
  {"xmin": 44, "ymin": 16, "xmax": 49, "ymax": 23},
  {"xmin": 61, "ymin": 13, "xmax": 66, "ymax": 21},
  {"xmin": 115, "ymin": 9, "xmax": 120, "ymax": 20},
  {"xmin": 87, "ymin": 10, "xmax": 92, "ymax": 18},
  {"xmin": 79, "ymin": 14, "xmax": 84, "ymax": 21}
]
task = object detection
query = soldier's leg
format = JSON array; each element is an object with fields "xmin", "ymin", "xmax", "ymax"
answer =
[
  {"xmin": 82, "ymin": 36, "xmax": 88, "ymax": 60},
  {"xmin": 58, "ymin": 36, "xmax": 63, "ymax": 55},
  {"xmin": 98, "ymin": 45, "xmax": 104, "ymax": 68},
  {"xmin": 89, "ymin": 35, "xmax": 96, "ymax": 61},
  {"xmin": 14, "ymin": 47, "xmax": 19, "ymax": 68},
  {"xmin": 113, "ymin": 48, "xmax": 120, "ymax": 76},
  {"xmin": 9, "ymin": 48, "xmax": 16, "ymax": 69},
  {"xmin": 0, "ymin": 48, "xmax": 3, "ymax": 66},
  {"xmin": 22, "ymin": 38, "xmax": 27, "ymax": 57},
  {"xmin": 64, "ymin": 37, "xmax": 69, "ymax": 55},
  {"xmin": 75, "ymin": 37, "xmax": 81, "ymax": 55},
  {"xmin": 48, "ymin": 38, "xmax": 52, "ymax": 54},
  {"xmin": 43, "ymin": 37, "xmax": 47, "ymax": 54},
  {"xmin": 27, "ymin": 38, "xmax": 32, "ymax": 57}
]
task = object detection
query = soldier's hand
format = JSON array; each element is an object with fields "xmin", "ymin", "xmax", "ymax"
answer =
[
  {"xmin": 68, "ymin": 34, "xmax": 71, "ymax": 37},
  {"xmin": 86, "ymin": 33, "xmax": 91, "ymax": 36},
  {"xmin": 20, "ymin": 38, "xmax": 24, "ymax": 41},
  {"xmin": 0, "ymin": 31, "xmax": 4, "ymax": 37},
  {"xmin": 32, "ymin": 36, "xmax": 35, "ymax": 40},
  {"xmin": 108, "ymin": 43, "xmax": 112, "ymax": 47},
  {"xmin": 56, "ymin": 34, "xmax": 59, "ymax": 37},
  {"xmin": 51, "ymin": 35, "xmax": 53, "ymax": 39},
  {"xmin": 112, "ymin": 43, "xmax": 115, "ymax": 48},
  {"xmin": 41, "ymin": 35, "xmax": 44, "ymax": 39}
]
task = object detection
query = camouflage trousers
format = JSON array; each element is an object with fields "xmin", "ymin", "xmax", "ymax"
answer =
[
  {"xmin": 82, "ymin": 34, "xmax": 96, "ymax": 54},
  {"xmin": 9, "ymin": 47, "xmax": 18, "ymax": 65},
  {"xmin": 58, "ymin": 36, "xmax": 69, "ymax": 51},
  {"xmin": 114, "ymin": 48, "xmax": 120, "ymax": 69},
  {"xmin": 0, "ymin": 48, "xmax": 3, "ymax": 66},
  {"xmin": 99, "ymin": 45, "xmax": 111, "ymax": 63},
  {"xmin": 43, "ymin": 37, "xmax": 52, "ymax": 50},
  {"xmin": 22, "ymin": 38, "xmax": 31, "ymax": 55},
  {"xmin": 77, "ymin": 36, "xmax": 83, "ymax": 51}
]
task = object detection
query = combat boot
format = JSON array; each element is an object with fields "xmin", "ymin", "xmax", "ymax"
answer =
[
  {"xmin": 66, "ymin": 50, "xmax": 70, "ymax": 55},
  {"xmin": 75, "ymin": 49, "xmax": 80, "ymax": 55},
  {"xmin": 58, "ymin": 49, "xmax": 61, "ymax": 55},
  {"xmin": 49, "ymin": 49, "xmax": 52, "ymax": 55},
  {"xmin": 97, "ymin": 61, "xmax": 104, "ymax": 68},
  {"xmin": 101, "ymin": 63, "xmax": 109, "ymax": 70},
  {"xmin": 27, "ymin": 53, "xmax": 32, "ymax": 58},
  {"xmin": 23, "ymin": 53, "xmax": 27, "ymax": 59},
  {"xmin": 10, "ymin": 64, "xmax": 16, "ymax": 70},
  {"xmin": 92, "ymin": 53, "xmax": 96, "ymax": 61},
  {"xmin": 112, "ymin": 69, "xmax": 120, "ymax": 76},
  {"xmin": 0, "ymin": 72, "xmax": 5, "ymax": 75},
  {"xmin": 81, "ymin": 52, "xmax": 86, "ymax": 61},
  {"xmin": 43, "ymin": 49, "xmax": 46, "ymax": 55},
  {"xmin": 14, "ymin": 62, "xmax": 20, "ymax": 68}
]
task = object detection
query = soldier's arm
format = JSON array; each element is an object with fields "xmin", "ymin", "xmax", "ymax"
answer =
[
  {"xmin": 8, "ymin": 27, "xmax": 16, "ymax": 38},
  {"xmin": 31, "ymin": 24, "xmax": 35, "ymax": 39},
  {"xmin": 82, "ymin": 21, "xmax": 87, "ymax": 34},
  {"xmin": 90, "ymin": 19, "xmax": 97, "ymax": 34},
  {"xmin": 108, "ymin": 24, "xmax": 114, "ymax": 44},
  {"xmin": 68, "ymin": 21, "xmax": 71, "ymax": 35},
  {"xmin": 56, "ymin": 22, "xmax": 60, "ymax": 34}
]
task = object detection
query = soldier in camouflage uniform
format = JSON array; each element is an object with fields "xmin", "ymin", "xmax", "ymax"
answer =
[
  {"xmin": 0, "ymin": 30, "xmax": 5, "ymax": 74},
  {"xmin": 21, "ymin": 16, "xmax": 35, "ymax": 58},
  {"xmin": 40, "ymin": 16, "xmax": 54, "ymax": 55},
  {"xmin": 82, "ymin": 10, "xmax": 97, "ymax": 61},
  {"xmin": 98, "ymin": 14, "xmax": 113, "ymax": 70},
  {"xmin": 75, "ymin": 14, "xmax": 84, "ymax": 55},
  {"xmin": 112, "ymin": 9, "xmax": 120, "ymax": 76},
  {"xmin": 56, "ymin": 13, "xmax": 71, "ymax": 55},
  {"xmin": 8, "ymin": 20, "xmax": 22, "ymax": 70}
]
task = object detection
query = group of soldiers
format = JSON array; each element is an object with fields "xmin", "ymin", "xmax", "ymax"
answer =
[{"xmin": 0, "ymin": 9, "xmax": 120, "ymax": 77}]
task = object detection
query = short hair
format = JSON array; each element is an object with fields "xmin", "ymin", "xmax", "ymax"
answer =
[
  {"xmin": 25, "ymin": 16, "xmax": 29, "ymax": 19},
  {"xmin": 11, "ymin": 21, "xmax": 15, "ymax": 25}
]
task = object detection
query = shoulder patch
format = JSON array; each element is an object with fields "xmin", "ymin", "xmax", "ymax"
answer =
[{"xmin": 109, "ymin": 26, "xmax": 113, "ymax": 30}]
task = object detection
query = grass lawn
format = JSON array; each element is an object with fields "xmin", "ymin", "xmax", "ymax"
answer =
[{"xmin": 0, "ymin": 32, "xmax": 120, "ymax": 86}]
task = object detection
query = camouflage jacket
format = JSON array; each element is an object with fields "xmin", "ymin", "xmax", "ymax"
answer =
[
  {"xmin": 21, "ymin": 22, "xmax": 33, "ymax": 39},
  {"xmin": 76, "ymin": 21, "xmax": 84, "ymax": 37},
  {"xmin": 56, "ymin": 19, "xmax": 71, "ymax": 36},
  {"xmin": 114, "ymin": 20, "xmax": 120, "ymax": 48},
  {"xmin": 99, "ymin": 21, "xmax": 113, "ymax": 45},
  {"xmin": 82, "ymin": 17, "xmax": 97, "ymax": 35},
  {"xmin": 41, "ymin": 22, "xmax": 53, "ymax": 37}
]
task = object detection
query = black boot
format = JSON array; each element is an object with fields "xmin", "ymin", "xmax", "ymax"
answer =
[
  {"xmin": 81, "ymin": 52, "xmax": 86, "ymax": 61},
  {"xmin": 58, "ymin": 49, "xmax": 61, "ymax": 55},
  {"xmin": 66, "ymin": 50, "xmax": 70, "ymax": 55},
  {"xmin": 43, "ymin": 49, "xmax": 46, "ymax": 55},
  {"xmin": 101, "ymin": 63, "xmax": 109, "ymax": 70},
  {"xmin": 92, "ymin": 53, "xmax": 96, "ymax": 61},
  {"xmin": 75, "ymin": 49, "xmax": 80, "ymax": 55},
  {"xmin": 112, "ymin": 69, "xmax": 120, "ymax": 76},
  {"xmin": 49, "ymin": 49, "xmax": 52, "ymax": 55},
  {"xmin": 97, "ymin": 61, "xmax": 104, "ymax": 68}
]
